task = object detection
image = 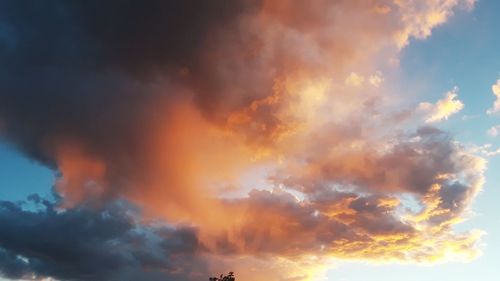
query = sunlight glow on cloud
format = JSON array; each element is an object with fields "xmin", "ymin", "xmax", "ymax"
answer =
[
  {"xmin": 394, "ymin": 0, "xmax": 476, "ymax": 48},
  {"xmin": 419, "ymin": 87, "xmax": 464, "ymax": 123}
]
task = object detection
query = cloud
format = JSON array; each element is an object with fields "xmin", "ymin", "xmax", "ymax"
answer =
[
  {"xmin": 0, "ymin": 1, "xmax": 481, "ymax": 280},
  {"xmin": 419, "ymin": 87, "xmax": 464, "ymax": 122},
  {"xmin": 462, "ymin": 114, "xmax": 479, "ymax": 121},
  {"xmin": 394, "ymin": 0, "xmax": 476, "ymax": 48},
  {"xmin": 0, "ymin": 196, "xmax": 207, "ymax": 281},
  {"xmin": 487, "ymin": 125, "xmax": 500, "ymax": 137},
  {"xmin": 343, "ymin": 71, "xmax": 383, "ymax": 88},
  {"xmin": 345, "ymin": 72, "xmax": 365, "ymax": 87},
  {"xmin": 469, "ymin": 143, "xmax": 500, "ymax": 157},
  {"xmin": 369, "ymin": 72, "xmax": 384, "ymax": 88},
  {"xmin": 486, "ymin": 78, "xmax": 500, "ymax": 114},
  {"xmin": 261, "ymin": 127, "xmax": 485, "ymax": 260}
]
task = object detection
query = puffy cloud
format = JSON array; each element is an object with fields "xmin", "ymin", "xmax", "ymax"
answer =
[
  {"xmin": 486, "ymin": 78, "xmax": 500, "ymax": 114},
  {"xmin": 345, "ymin": 72, "xmax": 365, "ymax": 87},
  {"xmin": 0, "ymin": 196, "xmax": 207, "ymax": 281},
  {"xmin": 260, "ymin": 127, "xmax": 485, "ymax": 260},
  {"xmin": 369, "ymin": 71, "xmax": 384, "ymax": 88},
  {"xmin": 0, "ymin": 1, "xmax": 481, "ymax": 280},
  {"xmin": 344, "ymin": 71, "xmax": 383, "ymax": 88},
  {"xmin": 419, "ymin": 87, "xmax": 464, "ymax": 122},
  {"xmin": 487, "ymin": 125, "xmax": 500, "ymax": 137},
  {"xmin": 394, "ymin": 0, "xmax": 476, "ymax": 48}
]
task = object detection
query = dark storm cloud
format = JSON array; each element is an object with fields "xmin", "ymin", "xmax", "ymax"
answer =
[
  {"xmin": 69, "ymin": 0, "xmax": 258, "ymax": 74},
  {"xmin": 0, "ymin": 0, "xmax": 257, "ymax": 72},
  {"xmin": 0, "ymin": 195, "xmax": 206, "ymax": 281},
  {"xmin": 0, "ymin": 0, "xmax": 260, "ymax": 166}
]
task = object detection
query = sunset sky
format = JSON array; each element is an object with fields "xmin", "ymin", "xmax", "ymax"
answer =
[{"xmin": 0, "ymin": 1, "xmax": 499, "ymax": 281}]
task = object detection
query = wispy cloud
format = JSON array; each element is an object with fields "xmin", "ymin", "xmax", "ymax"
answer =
[{"xmin": 468, "ymin": 143, "xmax": 500, "ymax": 157}]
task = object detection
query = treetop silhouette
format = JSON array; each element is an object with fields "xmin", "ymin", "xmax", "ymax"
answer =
[{"xmin": 209, "ymin": 272, "xmax": 235, "ymax": 281}]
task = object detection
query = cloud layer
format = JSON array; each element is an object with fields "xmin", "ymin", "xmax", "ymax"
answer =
[{"xmin": 0, "ymin": 1, "xmax": 482, "ymax": 280}]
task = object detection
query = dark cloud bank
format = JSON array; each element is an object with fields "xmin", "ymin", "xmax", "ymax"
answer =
[
  {"xmin": 0, "ymin": 196, "xmax": 206, "ymax": 281},
  {"xmin": 0, "ymin": 0, "xmax": 259, "ymax": 166}
]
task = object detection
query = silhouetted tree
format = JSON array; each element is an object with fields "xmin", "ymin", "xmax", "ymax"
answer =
[{"xmin": 209, "ymin": 271, "xmax": 235, "ymax": 281}]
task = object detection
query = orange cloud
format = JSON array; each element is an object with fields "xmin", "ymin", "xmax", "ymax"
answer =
[
  {"xmin": 55, "ymin": 142, "xmax": 107, "ymax": 207},
  {"xmin": 0, "ymin": 1, "xmax": 482, "ymax": 279},
  {"xmin": 56, "ymin": 0, "xmax": 480, "ymax": 269}
]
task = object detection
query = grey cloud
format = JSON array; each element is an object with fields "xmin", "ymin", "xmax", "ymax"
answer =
[{"xmin": 0, "ymin": 196, "xmax": 207, "ymax": 281}]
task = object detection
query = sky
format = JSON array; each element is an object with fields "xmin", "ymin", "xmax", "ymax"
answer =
[{"xmin": 0, "ymin": 1, "xmax": 499, "ymax": 281}]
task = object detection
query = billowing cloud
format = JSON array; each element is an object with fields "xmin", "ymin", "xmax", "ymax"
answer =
[
  {"xmin": 0, "ymin": 1, "xmax": 481, "ymax": 281},
  {"xmin": 0, "ymin": 196, "xmax": 207, "ymax": 281},
  {"xmin": 419, "ymin": 87, "xmax": 464, "ymax": 122},
  {"xmin": 261, "ymin": 127, "xmax": 485, "ymax": 260},
  {"xmin": 486, "ymin": 78, "xmax": 500, "ymax": 114}
]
